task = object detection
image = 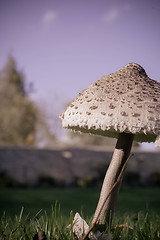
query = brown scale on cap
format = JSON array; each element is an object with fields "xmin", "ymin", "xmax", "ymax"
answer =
[{"xmin": 60, "ymin": 63, "xmax": 160, "ymax": 145}]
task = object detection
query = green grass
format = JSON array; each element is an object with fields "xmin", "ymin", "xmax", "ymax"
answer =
[
  {"xmin": 0, "ymin": 187, "xmax": 160, "ymax": 239},
  {"xmin": 116, "ymin": 187, "xmax": 160, "ymax": 214},
  {"xmin": 0, "ymin": 188, "xmax": 98, "ymax": 218},
  {"xmin": 0, "ymin": 187, "xmax": 160, "ymax": 218},
  {"xmin": 0, "ymin": 204, "xmax": 160, "ymax": 239},
  {"xmin": 0, "ymin": 204, "xmax": 73, "ymax": 240}
]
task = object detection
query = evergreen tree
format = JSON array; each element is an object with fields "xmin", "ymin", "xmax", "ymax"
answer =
[{"xmin": 0, "ymin": 56, "xmax": 37, "ymax": 145}]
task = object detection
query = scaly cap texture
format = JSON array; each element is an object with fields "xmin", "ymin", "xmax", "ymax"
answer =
[{"xmin": 60, "ymin": 63, "xmax": 160, "ymax": 145}]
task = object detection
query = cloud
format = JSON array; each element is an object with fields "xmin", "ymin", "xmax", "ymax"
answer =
[
  {"xmin": 42, "ymin": 10, "xmax": 57, "ymax": 24},
  {"xmin": 102, "ymin": 3, "xmax": 132, "ymax": 23}
]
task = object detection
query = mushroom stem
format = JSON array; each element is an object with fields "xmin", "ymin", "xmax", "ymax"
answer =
[{"xmin": 92, "ymin": 132, "xmax": 134, "ymax": 226}]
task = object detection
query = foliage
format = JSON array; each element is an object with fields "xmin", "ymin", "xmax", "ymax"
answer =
[{"xmin": 0, "ymin": 56, "xmax": 37, "ymax": 146}]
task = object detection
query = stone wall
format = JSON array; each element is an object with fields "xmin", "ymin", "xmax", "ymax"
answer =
[{"xmin": 0, "ymin": 147, "xmax": 160, "ymax": 187}]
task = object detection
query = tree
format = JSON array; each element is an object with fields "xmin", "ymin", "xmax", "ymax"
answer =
[
  {"xmin": 68, "ymin": 131, "xmax": 116, "ymax": 146},
  {"xmin": 0, "ymin": 56, "xmax": 37, "ymax": 146},
  {"xmin": 34, "ymin": 101, "xmax": 57, "ymax": 148}
]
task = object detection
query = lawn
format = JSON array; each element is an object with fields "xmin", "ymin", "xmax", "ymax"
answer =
[
  {"xmin": 0, "ymin": 187, "xmax": 160, "ymax": 239},
  {"xmin": 0, "ymin": 187, "xmax": 160, "ymax": 218}
]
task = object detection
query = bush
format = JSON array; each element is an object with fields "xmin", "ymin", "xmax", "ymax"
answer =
[
  {"xmin": 123, "ymin": 171, "xmax": 140, "ymax": 187},
  {"xmin": 37, "ymin": 175, "xmax": 65, "ymax": 188},
  {"xmin": 0, "ymin": 171, "xmax": 23, "ymax": 188}
]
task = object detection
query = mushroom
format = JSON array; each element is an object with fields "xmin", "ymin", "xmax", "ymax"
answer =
[{"xmin": 60, "ymin": 63, "xmax": 160, "ymax": 227}]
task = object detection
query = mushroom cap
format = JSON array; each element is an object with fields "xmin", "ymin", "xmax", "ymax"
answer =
[{"xmin": 60, "ymin": 63, "xmax": 160, "ymax": 144}]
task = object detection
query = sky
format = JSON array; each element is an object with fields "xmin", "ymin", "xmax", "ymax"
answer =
[{"xmin": 0, "ymin": 0, "xmax": 160, "ymax": 149}]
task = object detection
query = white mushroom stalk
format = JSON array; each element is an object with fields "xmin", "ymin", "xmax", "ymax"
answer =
[
  {"xmin": 60, "ymin": 63, "xmax": 160, "ymax": 230},
  {"xmin": 92, "ymin": 132, "xmax": 134, "ymax": 225}
]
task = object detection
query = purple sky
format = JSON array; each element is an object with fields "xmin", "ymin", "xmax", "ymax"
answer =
[{"xmin": 0, "ymin": 0, "xmax": 160, "ymax": 148}]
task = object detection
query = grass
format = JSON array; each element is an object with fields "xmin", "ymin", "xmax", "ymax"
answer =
[
  {"xmin": 0, "ymin": 187, "xmax": 160, "ymax": 218},
  {"xmin": 0, "ymin": 188, "xmax": 98, "ymax": 218},
  {"xmin": 0, "ymin": 204, "xmax": 160, "ymax": 239},
  {"xmin": 0, "ymin": 187, "xmax": 160, "ymax": 239},
  {"xmin": 0, "ymin": 204, "xmax": 73, "ymax": 240}
]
